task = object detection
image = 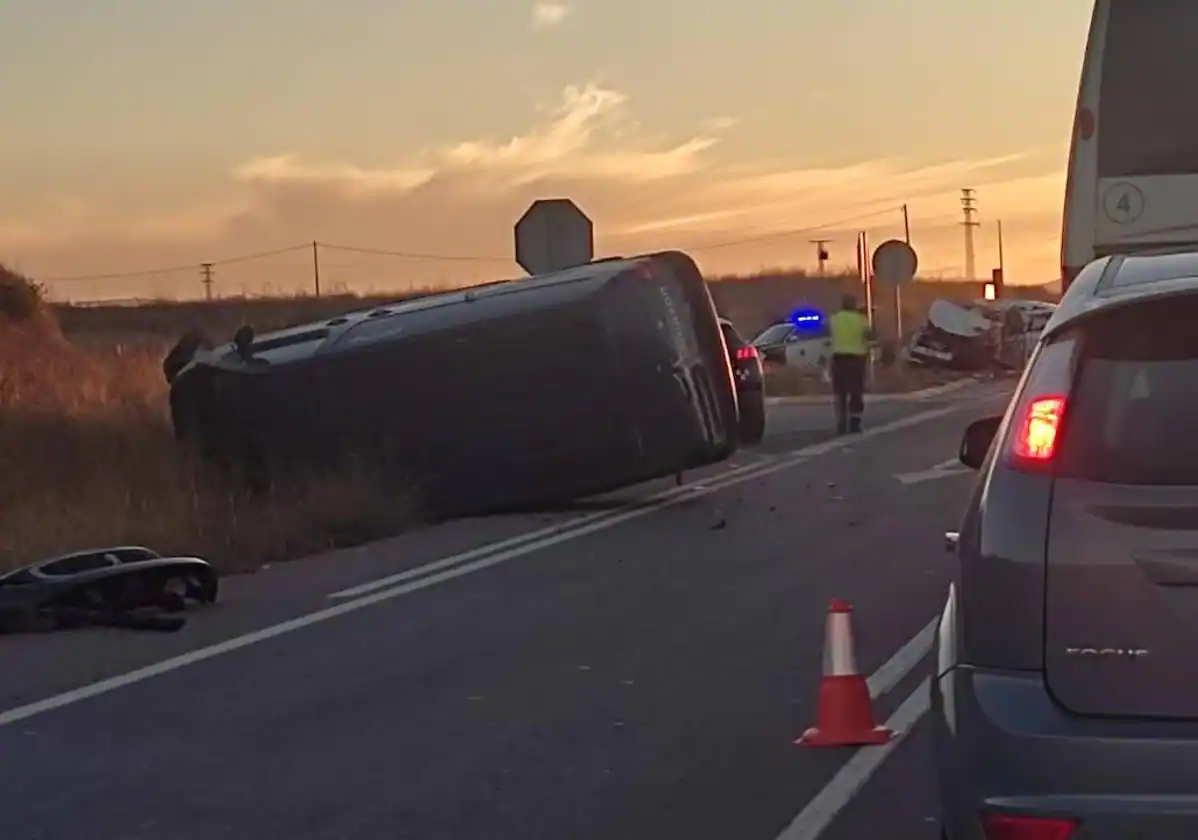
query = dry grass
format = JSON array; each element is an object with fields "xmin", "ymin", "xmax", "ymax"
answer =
[{"xmin": 0, "ymin": 279, "xmax": 412, "ymax": 575}]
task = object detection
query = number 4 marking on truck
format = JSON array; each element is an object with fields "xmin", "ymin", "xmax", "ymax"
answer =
[{"xmin": 1104, "ymin": 183, "xmax": 1144, "ymax": 224}]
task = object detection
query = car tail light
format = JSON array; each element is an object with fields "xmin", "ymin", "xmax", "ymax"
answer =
[
  {"xmin": 735, "ymin": 345, "xmax": 758, "ymax": 361},
  {"xmin": 981, "ymin": 812, "xmax": 1078, "ymax": 840},
  {"xmin": 1011, "ymin": 395, "xmax": 1066, "ymax": 461}
]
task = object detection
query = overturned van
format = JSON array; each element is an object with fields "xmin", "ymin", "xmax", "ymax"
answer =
[{"xmin": 165, "ymin": 251, "xmax": 740, "ymax": 516}]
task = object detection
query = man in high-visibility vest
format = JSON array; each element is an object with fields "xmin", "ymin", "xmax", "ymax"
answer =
[{"xmin": 828, "ymin": 293, "xmax": 874, "ymax": 434}]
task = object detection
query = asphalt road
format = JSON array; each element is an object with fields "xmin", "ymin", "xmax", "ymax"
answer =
[{"xmin": 0, "ymin": 380, "xmax": 1013, "ymax": 840}]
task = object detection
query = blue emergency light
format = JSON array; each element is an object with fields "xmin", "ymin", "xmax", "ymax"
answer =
[{"xmin": 788, "ymin": 307, "xmax": 825, "ymax": 332}]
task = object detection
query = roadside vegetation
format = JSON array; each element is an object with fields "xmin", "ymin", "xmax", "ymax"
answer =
[{"xmin": 0, "ymin": 265, "xmax": 407, "ymax": 575}]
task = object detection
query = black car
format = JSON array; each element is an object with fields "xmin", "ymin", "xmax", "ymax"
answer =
[
  {"xmin": 719, "ymin": 317, "xmax": 766, "ymax": 444},
  {"xmin": 934, "ymin": 250, "xmax": 1198, "ymax": 840}
]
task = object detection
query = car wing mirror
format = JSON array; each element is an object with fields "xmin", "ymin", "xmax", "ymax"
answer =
[{"xmin": 959, "ymin": 415, "xmax": 1002, "ymax": 469}]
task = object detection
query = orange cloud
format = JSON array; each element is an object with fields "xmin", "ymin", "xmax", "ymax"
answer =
[{"xmin": 2, "ymin": 82, "xmax": 1067, "ymax": 299}]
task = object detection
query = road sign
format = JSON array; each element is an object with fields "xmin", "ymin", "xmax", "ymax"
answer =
[
  {"xmin": 871, "ymin": 239, "xmax": 918, "ymax": 284},
  {"xmin": 514, "ymin": 198, "xmax": 594, "ymax": 275}
]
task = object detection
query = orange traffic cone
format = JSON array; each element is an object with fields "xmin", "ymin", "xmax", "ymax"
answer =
[{"xmin": 796, "ymin": 597, "xmax": 894, "ymax": 747}]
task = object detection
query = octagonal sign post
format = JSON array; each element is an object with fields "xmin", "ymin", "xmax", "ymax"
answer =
[{"xmin": 514, "ymin": 198, "xmax": 594, "ymax": 276}]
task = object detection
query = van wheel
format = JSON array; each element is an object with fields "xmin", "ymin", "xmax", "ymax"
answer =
[{"xmin": 738, "ymin": 394, "xmax": 766, "ymax": 444}]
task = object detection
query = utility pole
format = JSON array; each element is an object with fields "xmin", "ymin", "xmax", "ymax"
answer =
[
  {"xmin": 810, "ymin": 239, "xmax": 831, "ymax": 275},
  {"xmin": 895, "ymin": 203, "xmax": 912, "ymax": 340},
  {"xmin": 311, "ymin": 241, "xmax": 321, "ymax": 297},
  {"xmin": 997, "ymin": 219, "xmax": 1005, "ymax": 275},
  {"xmin": 960, "ymin": 189, "xmax": 979, "ymax": 281},
  {"xmin": 201, "ymin": 262, "xmax": 214, "ymax": 301}
]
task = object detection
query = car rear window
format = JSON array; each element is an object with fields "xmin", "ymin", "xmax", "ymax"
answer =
[
  {"xmin": 1057, "ymin": 296, "xmax": 1198, "ymax": 484},
  {"xmin": 1098, "ymin": 1, "xmax": 1198, "ymax": 177}
]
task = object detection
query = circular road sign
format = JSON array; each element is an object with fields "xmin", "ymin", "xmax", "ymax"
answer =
[
  {"xmin": 871, "ymin": 239, "xmax": 919, "ymax": 284},
  {"xmin": 514, "ymin": 198, "xmax": 594, "ymax": 275}
]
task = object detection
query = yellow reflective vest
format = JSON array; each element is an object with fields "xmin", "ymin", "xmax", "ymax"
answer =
[{"xmin": 829, "ymin": 310, "xmax": 870, "ymax": 356}]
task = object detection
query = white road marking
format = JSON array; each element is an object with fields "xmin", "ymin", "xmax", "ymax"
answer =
[
  {"xmin": 894, "ymin": 457, "xmax": 971, "ymax": 486},
  {"xmin": 0, "ymin": 406, "xmax": 956, "ymax": 729},
  {"xmin": 329, "ymin": 405, "xmax": 958, "ymax": 599},
  {"xmin": 328, "ymin": 456, "xmax": 778, "ymax": 599},
  {"xmin": 775, "ymin": 679, "xmax": 931, "ymax": 840},
  {"xmin": 865, "ymin": 618, "xmax": 936, "ymax": 698}
]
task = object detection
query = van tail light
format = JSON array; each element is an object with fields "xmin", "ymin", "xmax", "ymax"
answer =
[
  {"xmin": 735, "ymin": 345, "xmax": 758, "ymax": 361},
  {"xmin": 981, "ymin": 812, "xmax": 1078, "ymax": 840},
  {"xmin": 1011, "ymin": 395, "xmax": 1066, "ymax": 461}
]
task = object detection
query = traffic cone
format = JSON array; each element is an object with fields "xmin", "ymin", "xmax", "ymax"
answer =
[{"xmin": 796, "ymin": 597, "xmax": 894, "ymax": 747}]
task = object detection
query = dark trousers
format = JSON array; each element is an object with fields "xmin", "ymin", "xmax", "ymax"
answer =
[{"xmin": 830, "ymin": 353, "xmax": 867, "ymax": 432}]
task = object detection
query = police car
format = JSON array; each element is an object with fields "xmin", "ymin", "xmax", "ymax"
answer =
[{"xmin": 750, "ymin": 307, "xmax": 833, "ymax": 372}]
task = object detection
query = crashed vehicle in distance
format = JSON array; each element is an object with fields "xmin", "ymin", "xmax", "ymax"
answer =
[
  {"xmin": 165, "ymin": 251, "xmax": 740, "ymax": 517},
  {"xmin": 906, "ymin": 298, "xmax": 1056, "ymax": 372}
]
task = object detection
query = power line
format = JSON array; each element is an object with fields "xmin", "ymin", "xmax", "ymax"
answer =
[
  {"xmin": 34, "ymin": 205, "xmax": 910, "ymax": 288},
  {"xmin": 317, "ymin": 242, "xmax": 509, "ymax": 262},
  {"xmin": 682, "ymin": 206, "xmax": 902, "ymax": 251},
  {"xmin": 42, "ymin": 244, "xmax": 312, "ymax": 283}
]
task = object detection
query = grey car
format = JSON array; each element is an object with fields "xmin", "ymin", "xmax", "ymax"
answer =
[{"xmin": 933, "ymin": 250, "xmax": 1198, "ymax": 840}]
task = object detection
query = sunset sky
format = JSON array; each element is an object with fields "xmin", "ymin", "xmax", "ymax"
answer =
[{"xmin": 2, "ymin": 0, "xmax": 1093, "ymax": 301}]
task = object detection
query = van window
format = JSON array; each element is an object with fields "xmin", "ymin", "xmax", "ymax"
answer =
[
  {"xmin": 1098, "ymin": 2, "xmax": 1198, "ymax": 177},
  {"xmin": 1057, "ymin": 296, "xmax": 1198, "ymax": 484}
]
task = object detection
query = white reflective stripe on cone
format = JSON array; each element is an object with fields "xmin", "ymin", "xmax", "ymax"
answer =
[{"xmin": 822, "ymin": 612, "xmax": 859, "ymax": 676}]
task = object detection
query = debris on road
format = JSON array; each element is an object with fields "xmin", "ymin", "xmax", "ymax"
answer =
[{"xmin": 0, "ymin": 546, "xmax": 218, "ymax": 634}]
